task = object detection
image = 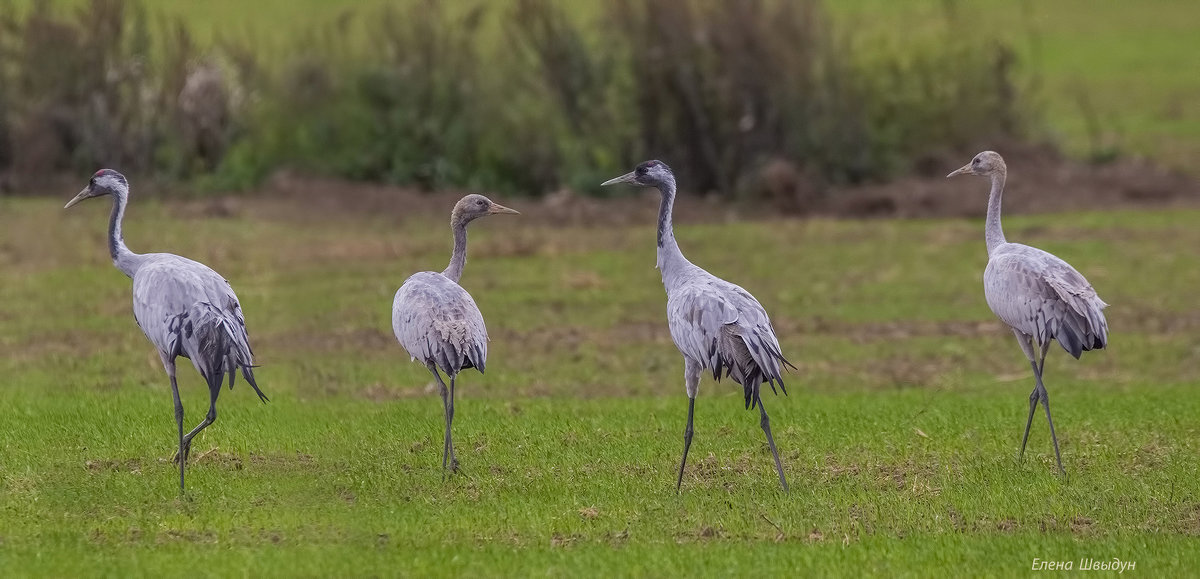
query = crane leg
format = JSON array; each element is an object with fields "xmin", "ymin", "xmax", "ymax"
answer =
[
  {"xmin": 167, "ymin": 365, "xmax": 186, "ymax": 493},
  {"xmin": 755, "ymin": 394, "xmax": 789, "ymax": 492},
  {"xmin": 179, "ymin": 385, "xmax": 220, "ymax": 463},
  {"xmin": 675, "ymin": 396, "xmax": 695, "ymax": 493},
  {"xmin": 447, "ymin": 374, "xmax": 459, "ymax": 473},
  {"xmin": 1039, "ymin": 380, "xmax": 1067, "ymax": 476},
  {"xmin": 676, "ymin": 360, "xmax": 701, "ymax": 492},
  {"xmin": 1016, "ymin": 332, "xmax": 1041, "ymax": 463},
  {"xmin": 1019, "ymin": 342, "xmax": 1064, "ymax": 475},
  {"xmin": 1018, "ymin": 362, "xmax": 1040, "ymax": 462},
  {"xmin": 428, "ymin": 367, "xmax": 455, "ymax": 478}
]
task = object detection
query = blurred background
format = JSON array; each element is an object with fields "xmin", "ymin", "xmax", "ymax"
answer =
[{"xmin": 0, "ymin": 0, "xmax": 1195, "ymax": 209}]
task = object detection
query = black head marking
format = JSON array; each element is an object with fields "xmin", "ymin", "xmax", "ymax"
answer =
[
  {"xmin": 90, "ymin": 169, "xmax": 128, "ymax": 189},
  {"xmin": 636, "ymin": 160, "xmax": 668, "ymax": 177}
]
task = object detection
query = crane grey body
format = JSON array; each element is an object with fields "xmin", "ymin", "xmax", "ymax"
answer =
[
  {"xmin": 391, "ymin": 194, "xmax": 518, "ymax": 474},
  {"xmin": 603, "ymin": 160, "xmax": 793, "ymax": 492},
  {"xmin": 949, "ymin": 151, "xmax": 1108, "ymax": 474},
  {"xmin": 65, "ymin": 169, "xmax": 267, "ymax": 492}
]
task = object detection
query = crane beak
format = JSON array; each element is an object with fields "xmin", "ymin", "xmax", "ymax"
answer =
[
  {"xmin": 601, "ymin": 171, "xmax": 637, "ymax": 187},
  {"xmin": 946, "ymin": 164, "xmax": 975, "ymax": 178},
  {"xmin": 63, "ymin": 186, "xmax": 93, "ymax": 209},
  {"xmin": 488, "ymin": 202, "xmax": 519, "ymax": 215}
]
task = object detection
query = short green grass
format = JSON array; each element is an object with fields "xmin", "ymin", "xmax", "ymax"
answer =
[{"xmin": 2, "ymin": 193, "xmax": 1199, "ymax": 576}]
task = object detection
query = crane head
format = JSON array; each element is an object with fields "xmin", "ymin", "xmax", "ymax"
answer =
[
  {"xmin": 65, "ymin": 169, "xmax": 129, "ymax": 209},
  {"xmin": 451, "ymin": 193, "xmax": 519, "ymax": 225},
  {"xmin": 947, "ymin": 151, "xmax": 1006, "ymax": 178},
  {"xmin": 601, "ymin": 160, "xmax": 673, "ymax": 188}
]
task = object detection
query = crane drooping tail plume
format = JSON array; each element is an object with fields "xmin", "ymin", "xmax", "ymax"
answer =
[
  {"xmin": 169, "ymin": 302, "xmax": 267, "ymax": 402},
  {"xmin": 715, "ymin": 325, "xmax": 795, "ymax": 410}
]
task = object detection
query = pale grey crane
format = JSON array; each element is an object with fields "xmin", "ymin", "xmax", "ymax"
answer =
[
  {"xmin": 64, "ymin": 169, "xmax": 267, "ymax": 492},
  {"xmin": 392, "ymin": 194, "xmax": 518, "ymax": 474},
  {"xmin": 603, "ymin": 160, "xmax": 794, "ymax": 492},
  {"xmin": 949, "ymin": 151, "xmax": 1108, "ymax": 474}
]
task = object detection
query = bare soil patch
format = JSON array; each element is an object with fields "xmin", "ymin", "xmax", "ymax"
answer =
[
  {"xmin": 7, "ymin": 141, "xmax": 1197, "ymax": 226},
  {"xmin": 820, "ymin": 141, "xmax": 1200, "ymax": 219},
  {"xmin": 166, "ymin": 142, "xmax": 1200, "ymax": 225}
]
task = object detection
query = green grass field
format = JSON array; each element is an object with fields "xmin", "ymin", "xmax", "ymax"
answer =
[{"xmin": 2, "ymin": 192, "xmax": 1199, "ymax": 576}]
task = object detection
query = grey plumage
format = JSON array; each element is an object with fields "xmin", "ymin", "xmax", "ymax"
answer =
[
  {"xmin": 949, "ymin": 151, "xmax": 1108, "ymax": 474},
  {"xmin": 65, "ymin": 169, "xmax": 266, "ymax": 492},
  {"xmin": 984, "ymin": 245, "xmax": 1108, "ymax": 359},
  {"xmin": 603, "ymin": 160, "xmax": 793, "ymax": 492},
  {"xmin": 393, "ymin": 272, "xmax": 488, "ymax": 376},
  {"xmin": 667, "ymin": 272, "xmax": 792, "ymax": 409},
  {"xmin": 392, "ymin": 194, "xmax": 518, "ymax": 474}
]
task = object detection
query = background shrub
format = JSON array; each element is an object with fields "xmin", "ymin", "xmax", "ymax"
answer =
[{"xmin": 0, "ymin": 0, "xmax": 1024, "ymax": 199}]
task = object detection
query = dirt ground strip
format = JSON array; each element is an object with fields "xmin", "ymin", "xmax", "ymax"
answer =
[
  {"xmin": 820, "ymin": 141, "xmax": 1200, "ymax": 219},
  {"xmin": 137, "ymin": 141, "xmax": 1200, "ymax": 226},
  {"xmin": 11, "ymin": 142, "xmax": 1193, "ymax": 226}
]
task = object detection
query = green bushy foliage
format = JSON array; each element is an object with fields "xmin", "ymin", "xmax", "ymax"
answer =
[{"xmin": 0, "ymin": 0, "xmax": 1024, "ymax": 197}]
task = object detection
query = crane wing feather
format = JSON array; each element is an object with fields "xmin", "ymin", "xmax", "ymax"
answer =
[
  {"xmin": 128, "ymin": 253, "xmax": 262, "ymax": 398},
  {"xmin": 984, "ymin": 244, "xmax": 1108, "ymax": 358},
  {"xmin": 392, "ymin": 272, "xmax": 489, "ymax": 375},
  {"xmin": 132, "ymin": 254, "xmax": 248, "ymax": 357},
  {"xmin": 666, "ymin": 273, "xmax": 792, "ymax": 393},
  {"xmin": 667, "ymin": 281, "xmax": 738, "ymax": 374}
]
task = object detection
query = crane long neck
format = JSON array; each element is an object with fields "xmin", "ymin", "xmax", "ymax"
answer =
[
  {"xmin": 443, "ymin": 216, "xmax": 469, "ymax": 283},
  {"xmin": 656, "ymin": 176, "xmax": 688, "ymax": 282},
  {"xmin": 109, "ymin": 191, "xmax": 141, "ymax": 278},
  {"xmin": 984, "ymin": 171, "xmax": 1008, "ymax": 255}
]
